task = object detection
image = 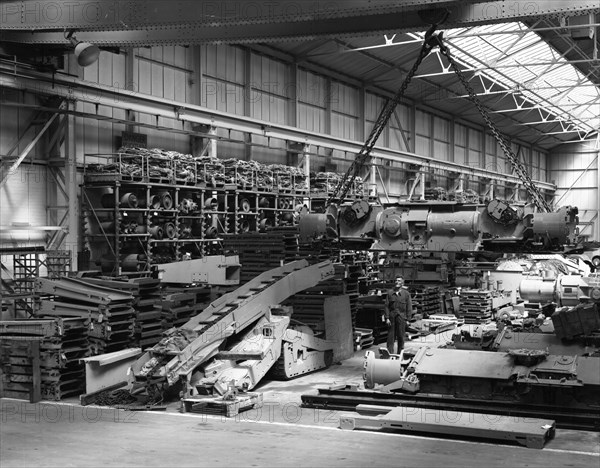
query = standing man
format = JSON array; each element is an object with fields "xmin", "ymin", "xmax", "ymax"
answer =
[{"xmin": 385, "ymin": 275, "xmax": 413, "ymax": 353}]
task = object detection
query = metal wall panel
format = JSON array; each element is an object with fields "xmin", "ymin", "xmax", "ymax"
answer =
[
  {"xmin": 297, "ymin": 69, "xmax": 327, "ymax": 108},
  {"xmin": 297, "ymin": 103, "xmax": 325, "ymax": 133},
  {"xmin": 0, "ymin": 166, "xmax": 48, "ymax": 247},
  {"xmin": 332, "ymin": 113, "xmax": 357, "ymax": 141}
]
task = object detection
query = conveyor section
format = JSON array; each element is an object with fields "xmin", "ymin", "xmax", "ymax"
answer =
[{"xmin": 131, "ymin": 259, "xmax": 335, "ymax": 396}]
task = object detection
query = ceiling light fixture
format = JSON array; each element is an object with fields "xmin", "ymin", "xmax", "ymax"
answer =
[{"xmin": 65, "ymin": 31, "xmax": 100, "ymax": 67}]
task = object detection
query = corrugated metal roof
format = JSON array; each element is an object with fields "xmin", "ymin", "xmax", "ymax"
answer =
[{"xmin": 270, "ymin": 21, "xmax": 599, "ymax": 149}]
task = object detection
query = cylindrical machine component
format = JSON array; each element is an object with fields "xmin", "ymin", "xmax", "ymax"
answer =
[
  {"xmin": 121, "ymin": 253, "xmax": 148, "ymax": 272},
  {"xmin": 455, "ymin": 275, "xmax": 478, "ymax": 288},
  {"xmin": 259, "ymin": 218, "xmax": 273, "ymax": 231},
  {"xmin": 427, "ymin": 211, "xmax": 480, "ymax": 239},
  {"xmin": 363, "ymin": 350, "xmax": 404, "ymax": 389},
  {"xmin": 298, "ymin": 211, "xmax": 338, "ymax": 243},
  {"xmin": 120, "ymin": 193, "xmax": 138, "ymax": 208},
  {"xmin": 148, "ymin": 225, "xmax": 164, "ymax": 240},
  {"xmin": 239, "ymin": 219, "xmax": 250, "ymax": 233},
  {"xmin": 205, "ymin": 226, "xmax": 218, "ymax": 238},
  {"xmin": 240, "ymin": 198, "xmax": 251, "ymax": 212},
  {"xmin": 158, "ymin": 191, "xmax": 173, "ymax": 210},
  {"xmin": 204, "ymin": 197, "xmax": 218, "ymax": 210},
  {"xmin": 163, "ymin": 222, "xmax": 177, "ymax": 239},
  {"xmin": 526, "ymin": 206, "xmax": 578, "ymax": 246},
  {"xmin": 258, "ymin": 196, "xmax": 271, "ymax": 208},
  {"xmin": 519, "ymin": 276, "xmax": 556, "ymax": 303},
  {"xmin": 102, "ymin": 192, "xmax": 138, "ymax": 208},
  {"xmin": 144, "ymin": 194, "xmax": 161, "ymax": 210}
]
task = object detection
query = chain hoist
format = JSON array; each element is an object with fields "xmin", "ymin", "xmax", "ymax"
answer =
[
  {"xmin": 329, "ymin": 23, "xmax": 552, "ymax": 213},
  {"xmin": 433, "ymin": 37, "xmax": 553, "ymax": 212},
  {"xmin": 327, "ymin": 23, "xmax": 445, "ymax": 205}
]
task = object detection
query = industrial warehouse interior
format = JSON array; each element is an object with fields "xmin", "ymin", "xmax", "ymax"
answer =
[{"xmin": 1, "ymin": 1, "xmax": 600, "ymax": 467}]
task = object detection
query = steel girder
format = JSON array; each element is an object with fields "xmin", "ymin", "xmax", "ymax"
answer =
[
  {"xmin": 0, "ymin": 68, "xmax": 558, "ymax": 192},
  {"xmin": 1, "ymin": 1, "xmax": 599, "ymax": 45}
]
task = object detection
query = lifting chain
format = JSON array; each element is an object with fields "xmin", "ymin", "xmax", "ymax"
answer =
[
  {"xmin": 433, "ymin": 37, "xmax": 553, "ymax": 213},
  {"xmin": 329, "ymin": 23, "xmax": 553, "ymax": 213},
  {"xmin": 328, "ymin": 24, "xmax": 444, "ymax": 205}
]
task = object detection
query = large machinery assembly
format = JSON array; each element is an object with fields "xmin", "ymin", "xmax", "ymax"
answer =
[{"xmin": 130, "ymin": 259, "xmax": 339, "ymax": 400}]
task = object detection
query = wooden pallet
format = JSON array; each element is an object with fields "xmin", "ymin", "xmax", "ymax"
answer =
[{"xmin": 181, "ymin": 392, "xmax": 263, "ymax": 417}]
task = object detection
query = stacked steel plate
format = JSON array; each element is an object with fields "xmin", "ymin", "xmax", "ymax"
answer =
[
  {"xmin": 0, "ymin": 318, "xmax": 89, "ymax": 401},
  {"xmin": 35, "ymin": 277, "xmax": 135, "ymax": 354}
]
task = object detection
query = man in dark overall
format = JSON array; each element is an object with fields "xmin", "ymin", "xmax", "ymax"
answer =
[{"xmin": 385, "ymin": 275, "xmax": 413, "ymax": 353}]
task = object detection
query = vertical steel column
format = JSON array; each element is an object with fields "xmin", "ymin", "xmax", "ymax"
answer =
[
  {"xmin": 596, "ymin": 148, "xmax": 600, "ymax": 240},
  {"xmin": 64, "ymin": 100, "xmax": 78, "ymax": 271}
]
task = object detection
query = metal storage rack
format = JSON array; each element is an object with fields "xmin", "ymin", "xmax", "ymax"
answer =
[{"xmin": 82, "ymin": 152, "xmax": 315, "ymax": 275}]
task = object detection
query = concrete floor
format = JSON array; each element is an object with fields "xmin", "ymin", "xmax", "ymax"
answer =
[{"xmin": 2, "ymin": 346, "xmax": 599, "ymax": 468}]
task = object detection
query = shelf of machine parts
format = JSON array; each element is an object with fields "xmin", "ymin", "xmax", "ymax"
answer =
[
  {"xmin": 86, "ymin": 233, "xmax": 150, "ymax": 238},
  {"xmin": 86, "ymin": 208, "xmax": 151, "ymax": 213}
]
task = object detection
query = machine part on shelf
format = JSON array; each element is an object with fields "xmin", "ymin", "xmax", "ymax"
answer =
[
  {"xmin": 258, "ymin": 196, "xmax": 271, "ymax": 208},
  {"xmin": 339, "ymin": 405, "xmax": 555, "ymax": 449},
  {"xmin": 487, "ymin": 199, "xmax": 521, "ymax": 226},
  {"xmin": 163, "ymin": 222, "xmax": 177, "ymax": 239},
  {"xmin": 259, "ymin": 218, "xmax": 273, "ymax": 231},
  {"xmin": 280, "ymin": 212, "xmax": 294, "ymax": 224},
  {"xmin": 148, "ymin": 225, "xmax": 164, "ymax": 240},
  {"xmin": 158, "ymin": 191, "xmax": 173, "ymax": 210},
  {"xmin": 300, "ymin": 201, "xmax": 579, "ymax": 253},
  {"xmin": 135, "ymin": 225, "xmax": 147, "ymax": 234},
  {"xmin": 179, "ymin": 224, "xmax": 192, "ymax": 238},
  {"xmin": 120, "ymin": 193, "xmax": 138, "ymax": 208},
  {"xmin": 130, "ymin": 260, "xmax": 335, "ymax": 397},
  {"xmin": 205, "ymin": 226, "xmax": 218, "ymax": 238},
  {"xmin": 240, "ymin": 198, "xmax": 251, "ymax": 212},
  {"xmin": 143, "ymin": 194, "xmax": 162, "ymax": 210},
  {"xmin": 121, "ymin": 253, "xmax": 148, "ymax": 272},
  {"xmin": 239, "ymin": 219, "xmax": 250, "ymax": 233},
  {"xmin": 178, "ymin": 198, "xmax": 198, "ymax": 214},
  {"xmin": 157, "ymin": 255, "xmax": 241, "ymax": 285},
  {"xmin": 204, "ymin": 197, "xmax": 218, "ymax": 210}
]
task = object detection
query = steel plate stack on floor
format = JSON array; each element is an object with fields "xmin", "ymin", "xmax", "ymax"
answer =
[
  {"xmin": 409, "ymin": 286, "xmax": 442, "ymax": 318},
  {"xmin": 355, "ymin": 295, "xmax": 388, "ymax": 345},
  {"xmin": 78, "ymin": 277, "xmax": 163, "ymax": 349},
  {"xmin": 35, "ymin": 277, "xmax": 135, "ymax": 355},
  {"xmin": 161, "ymin": 285, "xmax": 212, "ymax": 329},
  {"xmin": 223, "ymin": 230, "xmax": 299, "ymax": 283},
  {"xmin": 458, "ymin": 288, "xmax": 493, "ymax": 323},
  {"xmin": 285, "ymin": 264, "xmax": 356, "ymax": 333},
  {"xmin": 0, "ymin": 318, "xmax": 89, "ymax": 401}
]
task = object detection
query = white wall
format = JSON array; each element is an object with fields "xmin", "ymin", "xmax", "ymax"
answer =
[{"xmin": 549, "ymin": 142, "xmax": 599, "ymax": 240}]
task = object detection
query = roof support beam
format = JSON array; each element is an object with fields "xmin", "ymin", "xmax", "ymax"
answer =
[{"xmin": 2, "ymin": 1, "xmax": 599, "ymax": 45}]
